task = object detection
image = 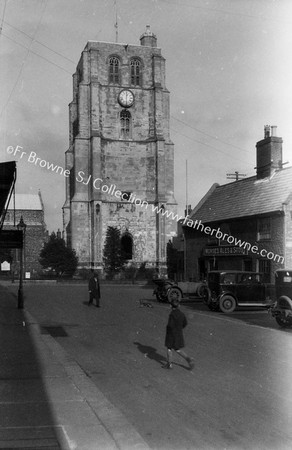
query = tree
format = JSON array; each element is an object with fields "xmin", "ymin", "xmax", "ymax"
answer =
[
  {"xmin": 39, "ymin": 232, "xmax": 78, "ymax": 277},
  {"xmin": 103, "ymin": 226, "xmax": 125, "ymax": 279}
]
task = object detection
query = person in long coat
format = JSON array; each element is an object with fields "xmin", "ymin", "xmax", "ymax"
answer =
[
  {"xmin": 163, "ymin": 299, "xmax": 194, "ymax": 370},
  {"xmin": 88, "ymin": 270, "xmax": 101, "ymax": 307}
]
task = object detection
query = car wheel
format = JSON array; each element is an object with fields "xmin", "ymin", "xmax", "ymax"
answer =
[
  {"xmin": 219, "ymin": 295, "xmax": 236, "ymax": 313},
  {"xmin": 276, "ymin": 316, "xmax": 291, "ymax": 328},
  {"xmin": 167, "ymin": 287, "xmax": 182, "ymax": 303}
]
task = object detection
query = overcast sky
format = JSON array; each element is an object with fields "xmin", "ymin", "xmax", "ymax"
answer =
[{"xmin": 1, "ymin": 0, "xmax": 292, "ymax": 232}]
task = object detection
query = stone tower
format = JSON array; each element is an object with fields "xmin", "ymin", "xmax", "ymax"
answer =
[{"xmin": 63, "ymin": 26, "xmax": 177, "ymax": 272}]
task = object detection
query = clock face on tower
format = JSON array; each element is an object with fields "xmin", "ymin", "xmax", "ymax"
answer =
[{"xmin": 118, "ymin": 89, "xmax": 135, "ymax": 108}]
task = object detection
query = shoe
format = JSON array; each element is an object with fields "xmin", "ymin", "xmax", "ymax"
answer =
[
  {"xmin": 161, "ymin": 362, "xmax": 172, "ymax": 369},
  {"xmin": 187, "ymin": 358, "xmax": 194, "ymax": 371}
]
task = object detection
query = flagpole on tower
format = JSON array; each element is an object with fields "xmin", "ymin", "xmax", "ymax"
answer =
[
  {"xmin": 114, "ymin": 0, "xmax": 118, "ymax": 43},
  {"xmin": 184, "ymin": 159, "xmax": 188, "ymax": 281},
  {"xmin": 185, "ymin": 159, "xmax": 188, "ymax": 216}
]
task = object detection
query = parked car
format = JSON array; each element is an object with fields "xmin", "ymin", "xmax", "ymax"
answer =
[
  {"xmin": 204, "ymin": 270, "xmax": 275, "ymax": 313},
  {"xmin": 152, "ymin": 278, "xmax": 208, "ymax": 303},
  {"xmin": 270, "ymin": 269, "xmax": 292, "ymax": 328}
]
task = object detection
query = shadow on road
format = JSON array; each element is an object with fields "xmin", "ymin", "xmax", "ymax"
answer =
[
  {"xmin": 0, "ymin": 284, "xmax": 62, "ymax": 448},
  {"xmin": 133, "ymin": 341, "xmax": 166, "ymax": 365}
]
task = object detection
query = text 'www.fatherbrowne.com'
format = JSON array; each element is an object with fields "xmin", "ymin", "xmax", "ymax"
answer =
[{"xmin": 7, "ymin": 145, "xmax": 285, "ymax": 265}]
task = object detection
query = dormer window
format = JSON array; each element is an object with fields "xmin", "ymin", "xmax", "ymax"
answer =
[
  {"xmin": 130, "ymin": 59, "xmax": 141, "ymax": 86},
  {"xmin": 109, "ymin": 56, "xmax": 120, "ymax": 84}
]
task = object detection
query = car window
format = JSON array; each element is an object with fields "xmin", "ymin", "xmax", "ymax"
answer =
[
  {"xmin": 239, "ymin": 273, "xmax": 261, "ymax": 284},
  {"xmin": 222, "ymin": 273, "xmax": 236, "ymax": 284}
]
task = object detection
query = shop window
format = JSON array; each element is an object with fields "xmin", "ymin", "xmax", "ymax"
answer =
[
  {"xmin": 243, "ymin": 259, "xmax": 252, "ymax": 271},
  {"xmin": 120, "ymin": 110, "xmax": 131, "ymax": 139},
  {"xmin": 258, "ymin": 259, "xmax": 271, "ymax": 283},
  {"xmin": 130, "ymin": 59, "xmax": 141, "ymax": 86},
  {"xmin": 257, "ymin": 217, "xmax": 271, "ymax": 241},
  {"xmin": 109, "ymin": 56, "xmax": 120, "ymax": 84}
]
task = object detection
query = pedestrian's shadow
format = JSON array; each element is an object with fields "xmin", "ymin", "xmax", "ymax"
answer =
[{"xmin": 133, "ymin": 341, "xmax": 166, "ymax": 365}]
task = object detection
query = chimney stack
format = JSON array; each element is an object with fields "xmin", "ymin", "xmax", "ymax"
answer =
[{"xmin": 256, "ymin": 125, "xmax": 283, "ymax": 179}]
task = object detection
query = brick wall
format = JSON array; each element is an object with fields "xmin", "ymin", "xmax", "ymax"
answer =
[
  {"xmin": 3, "ymin": 208, "xmax": 47, "ymax": 276},
  {"xmin": 184, "ymin": 213, "xmax": 286, "ymax": 283}
]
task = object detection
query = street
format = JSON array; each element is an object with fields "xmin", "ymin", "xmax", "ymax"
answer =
[{"xmin": 7, "ymin": 282, "xmax": 292, "ymax": 450}]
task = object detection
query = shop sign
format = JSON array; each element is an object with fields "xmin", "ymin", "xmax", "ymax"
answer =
[{"xmin": 204, "ymin": 246, "xmax": 248, "ymax": 256}]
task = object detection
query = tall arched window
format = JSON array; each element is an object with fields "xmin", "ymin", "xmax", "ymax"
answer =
[
  {"xmin": 120, "ymin": 110, "xmax": 131, "ymax": 139},
  {"xmin": 130, "ymin": 59, "xmax": 141, "ymax": 86},
  {"xmin": 121, "ymin": 233, "xmax": 133, "ymax": 260},
  {"xmin": 109, "ymin": 56, "xmax": 120, "ymax": 84}
]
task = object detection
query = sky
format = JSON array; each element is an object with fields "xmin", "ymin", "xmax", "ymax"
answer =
[{"xmin": 1, "ymin": 0, "xmax": 292, "ymax": 232}]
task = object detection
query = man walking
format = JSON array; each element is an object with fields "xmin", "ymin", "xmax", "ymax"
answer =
[{"xmin": 88, "ymin": 270, "xmax": 101, "ymax": 307}]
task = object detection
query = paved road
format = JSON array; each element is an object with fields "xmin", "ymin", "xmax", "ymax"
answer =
[
  {"xmin": 181, "ymin": 298, "xmax": 292, "ymax": 333},
  {"xmin": 7, "ymin": 283, "xmax": 292, "ymax": 450}
]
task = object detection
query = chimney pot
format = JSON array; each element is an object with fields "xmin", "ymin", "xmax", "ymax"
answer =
[
  {"xmin": 271, "ymin": 125, "xmax": 277, "ymax": 137},
  {"xmin": 264, "ymin": 125, "xmax": 270, "ymax": 138}
]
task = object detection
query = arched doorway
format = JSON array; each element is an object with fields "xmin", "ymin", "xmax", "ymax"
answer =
[{"xmin": 121, "ymin": 233, "xmax": 133, "ymax": 260}]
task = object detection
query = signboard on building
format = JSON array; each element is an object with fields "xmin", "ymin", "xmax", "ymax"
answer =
[
  {"xmin": 1, "ymin": 261, "xmax": 10, "ymax": 271},
  {"xmin": 0, "ymin": 230, "xmax": 23, "ymax": 248},
  {"xmin": 204, "ymin": 246, "xmax": 248, "ymax": 256}
]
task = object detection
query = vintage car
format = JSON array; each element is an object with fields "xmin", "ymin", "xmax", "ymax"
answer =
[
  {"xmin": 205, "ymin": 270, "xmax": 275, "ymax": 313},
  {"xmin": 152, "ymin": 278, "xmax": 208, "ymax": 303},
  {"xmin": 270, "ymin": 269, "xmax": 292, "ymax": 328}
]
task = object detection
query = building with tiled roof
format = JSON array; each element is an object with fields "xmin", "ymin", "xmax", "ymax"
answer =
[
  {"xmin": 181, "ymin": 127, "xmax": 292, "ymax": 283},
  {"xmin": 1, "ymin": 192, "xmax": 47, "ymax": 277}
]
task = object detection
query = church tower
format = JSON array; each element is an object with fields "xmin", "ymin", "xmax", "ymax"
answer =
[{"xmin": 63, "ymin": 26, "xmax": 177, "ymax": 273}]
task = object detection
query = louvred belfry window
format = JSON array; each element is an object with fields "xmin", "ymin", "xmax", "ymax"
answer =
[
  {"xmin": 130, "ymin": 59, "xmax": 141, "ymax": 86},
  {"xmin": 120, "ymin": 110, "xmax": 131, "ymax": 139},
  {"xmin": 109, "ymin": 57, "xmax": 120, "ymax": 84}
]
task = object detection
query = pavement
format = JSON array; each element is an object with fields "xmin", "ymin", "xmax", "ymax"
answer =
[{"xmin": 0, "ymin": 282, "xmax": 151, "ymax": 450}]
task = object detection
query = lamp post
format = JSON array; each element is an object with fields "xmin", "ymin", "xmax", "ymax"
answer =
[{"xmin": 17, "ymin": 216, "xmax": 26, "ymax": 309}]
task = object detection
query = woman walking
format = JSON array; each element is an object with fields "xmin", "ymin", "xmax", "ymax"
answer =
[{"xmin": 163, "ymin": 299, "xmax": 194, "ymax": 370}]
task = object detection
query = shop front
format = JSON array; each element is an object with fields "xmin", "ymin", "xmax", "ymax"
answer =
[{"xmin": 201, "ymin": 245, "xmax": 252, "ymax": 274}]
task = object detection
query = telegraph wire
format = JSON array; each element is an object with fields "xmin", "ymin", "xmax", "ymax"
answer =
[
  {"xmin": 158, "ymin": 0, "xmax": 292, "ymax": 25},
  {"xmin": 0, "ymin": 1, "xmax": 49, "ymax": 118},
  {"xmin": 3, "ymin": 21, "xmax": 251, "ymax": 158},
  {"xmin": 1, "ymin": 33, "xmax": 72, "ymax": 74},
  {"xmin": 2, "ymin": 19, "xmax": 76, "ymax": 65},
  {"xmin": 114, "ymin": 5, "xmax": 253, "ymax": 158},
  {"xmin": 0, "ymin": 0, "xmax": 7, "ymax": 35},
  {"xmin": 171, "ymin": 114, "xmax": 253, "ymax": 155},
  {"xmin": 170, "ymin": 126, "xmax": 252, "ymax": 169},
  {"xmin": 0, "ymin": 3, "xmax": 258, "ymax": 162}
]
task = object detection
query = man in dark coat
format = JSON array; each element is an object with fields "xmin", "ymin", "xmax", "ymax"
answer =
[
  {"xmin": 88, "ymin": 270, "xmax": 101, "ymax": 307},
  {"xmin": 163, "ymin": 299, "xmax": 194, "ymax": 370}
]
